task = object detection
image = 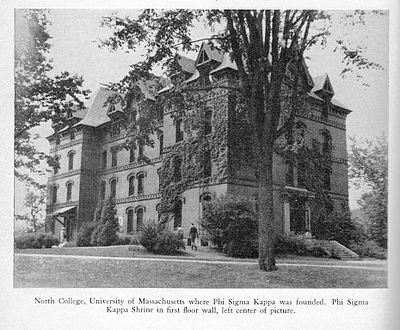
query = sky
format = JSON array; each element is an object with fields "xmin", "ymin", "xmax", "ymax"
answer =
[{"xmin": 14, "ymin": 9, "xmax": 389, "ymax": 215}]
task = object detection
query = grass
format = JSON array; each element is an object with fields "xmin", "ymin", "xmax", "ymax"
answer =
[{"xmin": 14, "ymin": 246, "xmax": 387, "ymax": 288}]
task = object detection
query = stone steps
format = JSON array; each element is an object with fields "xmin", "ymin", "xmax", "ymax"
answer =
[{"xmin": 317, "ymin": 240, "xmax": 359, "ymax": 260}]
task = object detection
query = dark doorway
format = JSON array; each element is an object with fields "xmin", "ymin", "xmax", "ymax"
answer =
[{"xmin": 290, "ymin": 196, "xmax": 306, "ymax": 233}]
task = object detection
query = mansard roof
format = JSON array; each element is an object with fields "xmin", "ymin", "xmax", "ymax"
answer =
[
  {"xmin": 195, "ymin": 42, "xmax": 224, "ymax": 65},
  {"xmin": 175, "ymin": 54, "xmax": 196, "ymax": 74}
]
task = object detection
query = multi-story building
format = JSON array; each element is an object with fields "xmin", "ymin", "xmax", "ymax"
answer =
[{"xmin": 45, "ymin": 43, "xmax": 351, "ymax": 242}]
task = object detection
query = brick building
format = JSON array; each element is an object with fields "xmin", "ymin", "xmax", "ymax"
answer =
[{"xmin": 45, "ymin": 43, "xmax": 351, "ymax": 242}]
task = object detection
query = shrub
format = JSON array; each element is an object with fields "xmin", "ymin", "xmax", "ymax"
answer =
[
  {"xmin": 76, "ymin": 222, "xmax": 97, "ymax": 247},
  {"xmin": 201, "ymin": 194, "xmax": 258, "ymax": 258},
  {"xmin": 275, "ymin": 235, "xmax": 330, "ymax": 258},
  {"xmin": 15, "ymin": 233, "xmax": 59, "ymax": 249},
  {"xmin": 91, "ymin": 197, "xmax": 119, "ymax": 246},
  {"xmin": 312, "ymin": 211, "xmax": 366, "ymax": 247},
  {"xmin": 349, "ymin": 240, "xmax": 387, "ymax": 259},
  {"xmin": 116, "ymin": 234, "xmax": 133, "ymax": 246},
  {"xmin": 139, "ymin": 222, "xmax": 184, "ymax": 254}
]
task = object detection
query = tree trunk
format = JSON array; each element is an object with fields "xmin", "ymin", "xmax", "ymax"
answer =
[{"xmin": 257, "ymin": 141, "xmax": 277, "ymax": 271}]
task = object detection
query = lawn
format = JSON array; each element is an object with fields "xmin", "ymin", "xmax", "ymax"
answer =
[{"xmin": 14, "ymin": 247, "xmax": 387, "ymax": 288}]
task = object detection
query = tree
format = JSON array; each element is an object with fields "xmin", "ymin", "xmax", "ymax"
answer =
[
  {"xmin": 349, "ymin": 136, "xmax": 387, "ymax": 248},
  {"xmin": 100, "ymin": 10, "xmax": 383, "ymax": 271},
  {"xmin": 15, "ymin": 189, "xmax": 46, "ymax": 232},
  {"xmin": 15, "ymin": 9, "xmax": 90, "ymax": 187},
  {"xmin": 90, "ymin": 197, "xmax": 119, "ymax": 246}
]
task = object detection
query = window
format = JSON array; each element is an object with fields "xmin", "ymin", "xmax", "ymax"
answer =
[
  {"xmin": 297, "ymin": 161, "xmax": 307, "ymax": 188},
  {"xmin": 56, "ymin": 135, "xmax": 60, "ymax": 145},
  {"xmin": 175, "ymin": 118, "xmax": 183, "ymax": 143},
  {"xmin": 156, "ymin": 204, "xmax": 161, "ymax": 222},
  {"xmin": 159, "ymin": 134, "xmax": 164, "ymax": 155},
  {"xmin": 70, "ymin": 128, "xmax": 75, "ymax": 140},
  {"xmin": 323, "ymin": 167, "xmax": 331, "ymax": 190},
  {"xmin": 204, "ymin": 108, "xmax": 212, "ymax": 135},
  {"xmin": 285, "ymin": 159, "xmax": 294, "ymax": 186},
  {"xmin": 54, "ymin": 156, "xmax": 60, "ymax": 175},
  {"xmin": 321, "ymin": 130, "xmax": 332, "ymax": 156},
  {"xmin": 137, "ymin": 173, "xmax": 144, "ymax": 195},
  {"xmin": 66, "ymin": 182, "xmax": 73, "ymax": 202},
  {"xmin": 127, "ymin": 209, "xmax": 134, "ymax": 234},
  {"xmin": 203, "ymin": 150, "xmax": 211, "ymax": 178},
  {"xmin": 174, "ymin": 156, "xmax": 182, "ymax": 182},
  {"xmin": 128, "ymin": 176, "xmax": 135, "ymax": 196},
  {"xmin": 129, "ymin": 147, "xmax": 135, "ymax": 163},
  {"xmin": 138, "ymin": 143, "xmax": 144, "ymax": 160},
  {"xmin": 136, "ymin": 208, "xmax": 144, "ymax": 232},
  {"xmin": 200, "ymin": 75, "xmax": 211, "ymax": 88},
  {"xmin": 111, "ymin": 122, "xmax": 120, "ymax": 136},
  {"xmin": 110, "ymin": 179, "xmax": 117, "ymax": 199},
  {"xmin": 100, "ymin": 181, "xmax": 106, "ymax": 200},
  {"xmin": 174, "ymin": 200, "xmax": 183, "ymax": 229},
  {"xmin": 52, "ymin": 186, "xmax": 58, "ymax": 204},
  {"xmin": 68, "ymin": 152, "xmax": 74, "ymax": 171},
  {"xmin": 102, "ymin": 151, "xmax": 107, "ymax": 169},
  {"xmin": 111, "ymin": 148, "xmax": 117, "ymax": 167}
]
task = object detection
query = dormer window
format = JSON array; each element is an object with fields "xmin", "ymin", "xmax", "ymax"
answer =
[{"xmin": 198, "ymin": 49, "xmax": 209, "ymax": 65}]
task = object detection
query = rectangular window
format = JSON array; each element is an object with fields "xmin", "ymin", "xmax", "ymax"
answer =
[
  {"xmin": 204, "ymin": 109, "xmax": 212, "ymax": 135},
  {"xmin": 285, "ymin": 159, "xmax": 294, "ymax": 186},
  {"xmin": 175, "ymin": 118, "xmax": 183, "ymax": 143},
  {"xmin": 111, "ymin": 149, "xmax": 117, "ymax": 167},
  {"xmin": 203, "ymin": 150, "xmax": 211, "ymax": 178},
  {"xmin": 129, "ymin": 148, "xmax": 135, "ymax": 163},
  {"xmin": 297, "ymin": 161, "xmax": 307, "ymax": 188},
  {"xmin": 102, "ymin": 151, "xmax": 107, "ymax": 169},
  {"xmin": 100, "ymin": 181, "xmax": 106, "ymax": 200}
]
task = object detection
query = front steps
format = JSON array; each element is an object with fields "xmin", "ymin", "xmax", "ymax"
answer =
[{"xmin": 317, "ymin": 240, "xmax": 359, "ymax": 260}]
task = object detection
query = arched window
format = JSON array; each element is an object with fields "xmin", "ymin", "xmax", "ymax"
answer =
[
  {"xmin": 100, "ymin": 181, "xmax": 106, "ymax": 200},
  {"xmin": 68, "ymin": 151, "xmax": 74, "ymax": 171},
  {"xmin": 159, "ymin": 133, "xmax": 164, "ymax": 155},
  {"xmin": 128, "ymin": 176, "xmax": 135, "ymax": 196},
  {"xmin": 175, "ymin": 118, "xmax": 183, "ymax": 142},
  {"xmin": 102, "ymin": 150, "xmax": 107, "ymax": 169},
  {"xmin": 174, "ymin": 200, "xmax": 183, "ymax": 229},
  {"xmin": 136, "ymin": 208, "xmax": 144, "ymax": 232},
  {"xmin": 204, "ymin": 108, "xmax": 212, "ymax": 135},
  {"xmin": 137, "ymin": 173, "xmax": 144, "ymax": 195},
  {"xmin": 203, "ymin": 150, "xmax": 211, "ymax": 178},
  {"xmin": 110, "ymin": 179, "xmax": 117, "ymax": 199},
  {"xmin": 66, "ymin": 182, "xmax": 73, "ymax": 202},
  {"xmin": 52, "ymin": 186, "xmax": 58, "ymax": 204},
  {"xmin": 111, "ymin": 148, "xmax": 118, "ymax": 167},
  {"xmin": 127, "ymin": 209, "xmax": 134, "ymax": 234}
]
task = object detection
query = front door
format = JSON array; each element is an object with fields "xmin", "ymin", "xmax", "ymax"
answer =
[{"xmin": 290, "ymin": 197, "xmax": 306, "ymax": 233}]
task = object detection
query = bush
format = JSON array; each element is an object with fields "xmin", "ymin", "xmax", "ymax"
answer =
[
  {"xmin": 15, "ymin": 233, "xmax": 59, "ymax": 249},
  {"xmin": 312, "ymin": 211, "xmax": 366, "ymax": 247},
  {"xmin": 139, "ymin": 222, "xmax": 184, "ymax": 254},
  {"xmin": 76, "ymin": 222, "xmax": 97, "ymax": 247},
  {"xmin": 201, "ymin": 195, "xmax": 258, "ymax": 258},
  {"xmin": 90, "ymin": 197, "xmax": 119, "ymax": 246},
  {"xmin": 275, "ymin": 235, "xmax": 330, "ymax": 258},
  {"xmin": 349, "ymin": 240, "xmax": 387, "ymax": 259},
  {"xmin": 116, "ymin": 234, "xmax": 133, "ymax": 246}
]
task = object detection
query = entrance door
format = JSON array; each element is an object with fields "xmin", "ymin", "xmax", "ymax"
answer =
[{"xmin": 290, "ymin": 197, "xmax": 306, "ymax": 233}]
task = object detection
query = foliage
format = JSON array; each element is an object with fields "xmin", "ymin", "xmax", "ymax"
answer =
[
  {"xmin": 201, "ymin": 195, "xmax": 258, "ymax": 258},
  {"xmin": 15, "ymin": 233, "xmax": 59, "ymax": 249},
  {"xmin": 139, "ymin": 221, "xmax": 184, "ymax": 254},
  {"xmin": 349, "ymin": 136, "xmax": 387, "ymax": 248},
  {"xmin": 90, "ymin": 197, "xmax": 119, "ymax": 246},
  {"xmin": 312, "ymin": 211, "xmax": 366, "ymax": 247},
  {"xmin": 115, "ymin": 234, "xmax": 134, "ymax": 246},
  {"xmin": 100, "ymin": 9, "xmax": 384, "ymax": 271},
  {"xmin": 15, "ymin": 188, "xmax": 46, "ymax": 232},
  {"xmin": 15, "ymin": 9, "xmax": 90, "ymax": 186},
  {"xmin": 349, "ymin": 240, "xmax": 387, "ymax": 259},
  {"xmin": 275, "ymin": 235, "xmax": 330, "ymax": 258},
  {"xmin": 76, "ymin": 222, "xmax": 98, "ymax": 247}
]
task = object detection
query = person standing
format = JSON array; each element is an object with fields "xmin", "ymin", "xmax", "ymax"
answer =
[
  {"xmin": 177, "ymin": 225, "xmax": 185, "ymax": 250},
  {"xmin": 189, "ymin": 223, "xmax": 199, "ymax": 251}
]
